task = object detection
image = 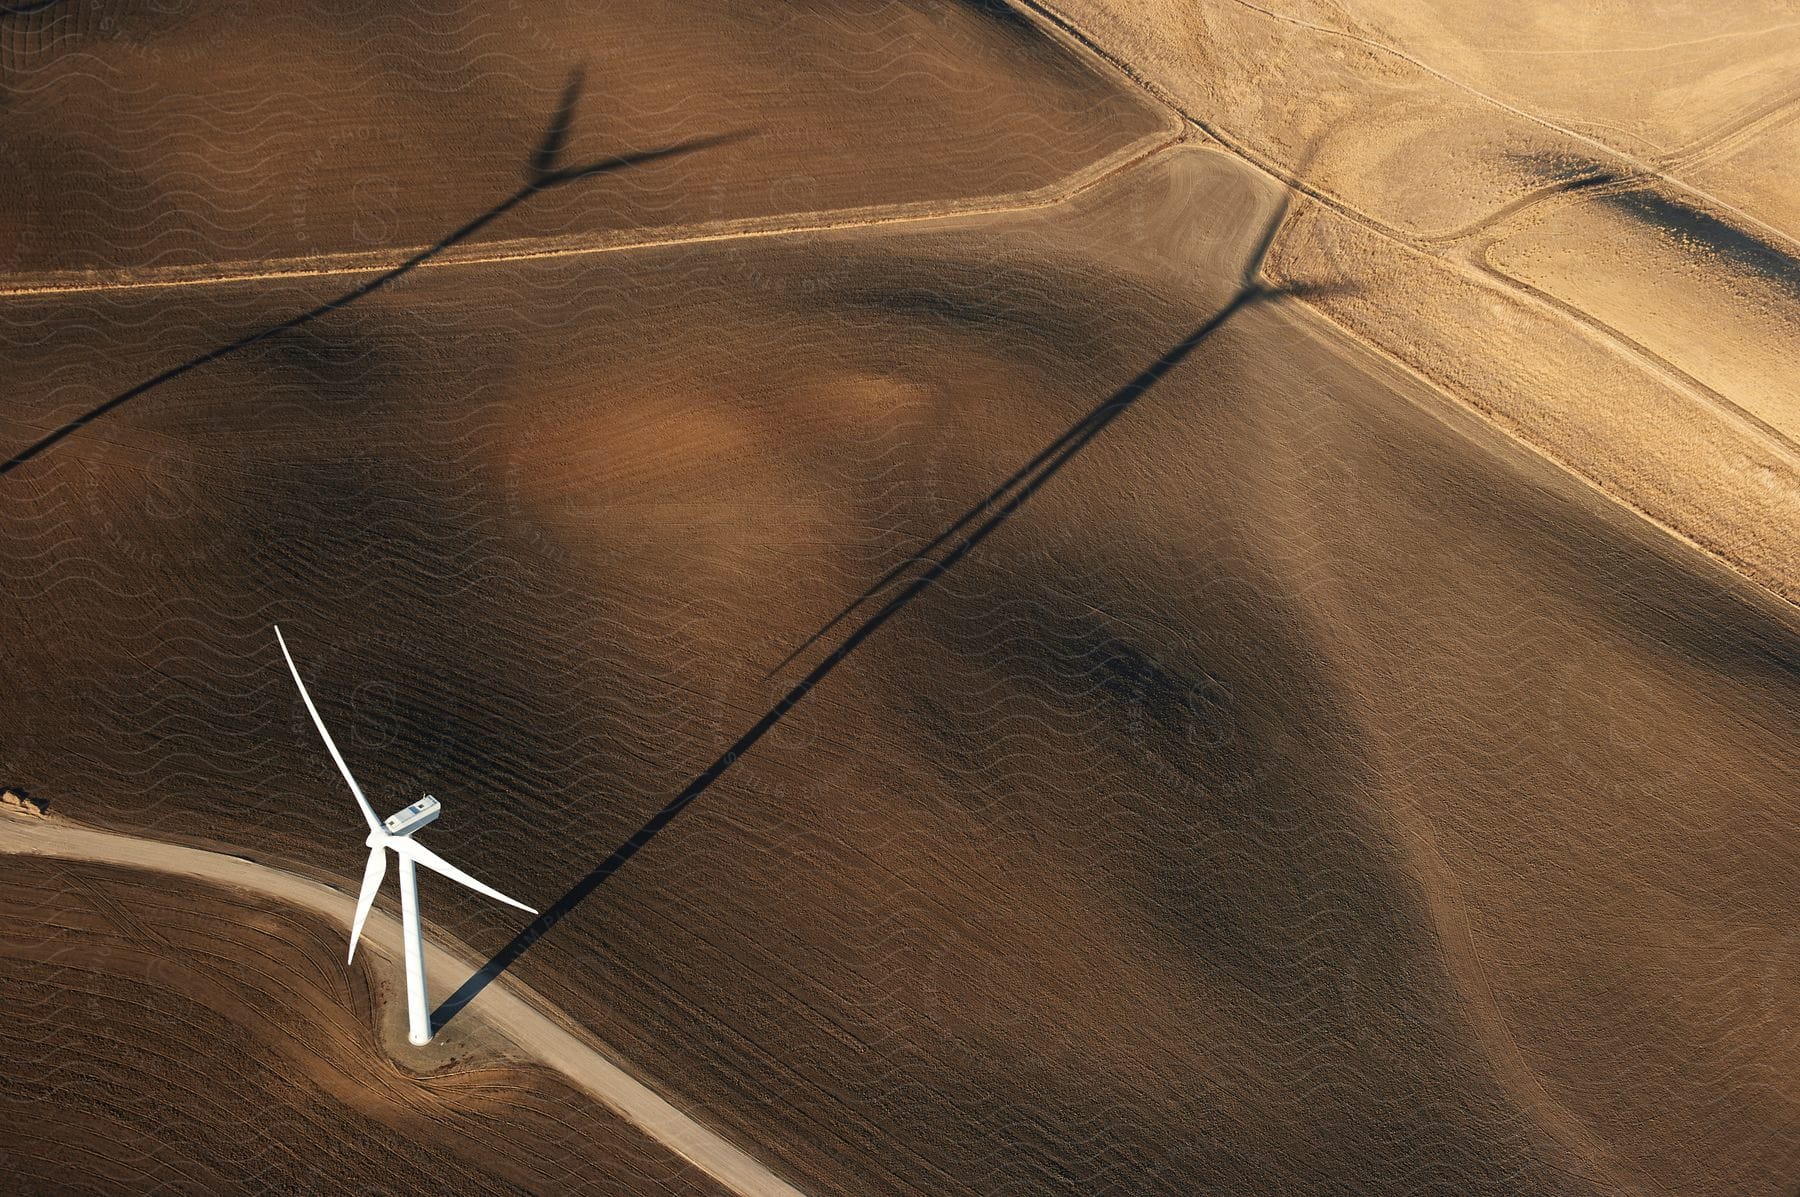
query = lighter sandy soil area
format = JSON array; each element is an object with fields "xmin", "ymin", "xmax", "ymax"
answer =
[{"xmin": 1030, "ymin": 0, "xmax": 1800, "ymax": 606}]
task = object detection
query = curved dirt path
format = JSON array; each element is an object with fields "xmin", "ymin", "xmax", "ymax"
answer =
[{"xmin": 0, "ymin": 809, "xmax": 807, "ymax": 1197}]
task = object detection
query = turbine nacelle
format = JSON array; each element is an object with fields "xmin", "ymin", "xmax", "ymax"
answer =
[{"xmin": 383, "ymin": 794, "xmax": 440, "ymax": 837}]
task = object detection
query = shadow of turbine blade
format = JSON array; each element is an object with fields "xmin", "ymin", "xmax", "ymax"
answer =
[{"xmin": 0, "ymin": 68, "xmax": 752, "ymax": 481}]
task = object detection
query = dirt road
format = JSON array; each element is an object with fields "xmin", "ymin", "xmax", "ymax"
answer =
[{"xmin": 0, "ymin": 810, "xmax": 806, "ymax": 1197}]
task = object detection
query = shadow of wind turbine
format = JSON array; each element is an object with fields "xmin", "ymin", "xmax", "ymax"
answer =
[
  {"xmin": 0, "ymin": 68, "xmax": 752, "ymax": 480},
  {"xmin": 763, "ymin": 180, "xmax": 1302, "ymax": 680},
  {"xmin": 433, "ymin": 274, "xmax": 1307, "ymax": 1034}
]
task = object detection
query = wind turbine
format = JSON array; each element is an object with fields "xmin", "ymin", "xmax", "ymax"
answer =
[{"xmin": 274, "ymin": 625, "xmax": 536, "ymax": 1046}]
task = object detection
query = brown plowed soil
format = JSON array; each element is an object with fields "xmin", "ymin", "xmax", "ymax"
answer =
[
  {"xmin": 5, "ymin": 2, "xmax": 1800, "ymax": 1194},
  {"xmin": 0, "ymin": 853, "xmax": 727, "ymax": 1195},
  {"xmin": 0, "ymin": 0, "xmax": 1167, "ymax": 276}
]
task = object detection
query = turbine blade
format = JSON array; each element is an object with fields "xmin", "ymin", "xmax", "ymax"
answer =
[
  {"xmin": 274, "ymin": 625, "xmax": 381, "ymax": 833},
  {"xmin": 347, "ymin": 846, "xmax": 387, "ymax": 964},
  {"xmin": 401, "ymin": 840, "xmax": 536, "ymax": 914}
]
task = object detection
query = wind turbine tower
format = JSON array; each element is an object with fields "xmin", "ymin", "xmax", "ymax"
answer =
[{"xmin": 274, "ymin": 626, "xmax": 536, "ymax": 1045}]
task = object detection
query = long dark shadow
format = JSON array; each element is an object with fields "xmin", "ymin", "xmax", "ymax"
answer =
[
  {"xmin": 434, "ymin": 280, "xmax": 1290, "ymax": 1033},
  {"xmin": 0, "ymin": 69, "xmax": 750, "ymax": 479},
  {"xmin": 764, "ymin": 183, "xmax": 1301, "ymax": 679},
  {"xmin": 1514, "ymin": 150, "xmax": 1800, "ymax": 299}
]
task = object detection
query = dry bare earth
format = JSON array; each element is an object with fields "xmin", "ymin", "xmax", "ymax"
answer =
[
  {"xmin": 1032, "ymin": 0, "xmax": 1800, "ymax": 601},
  {"xmin": 4, "ymin": 2, "xmax": 1800, "ymax": 1196},
  {"xmin": 0, "ymin": 853, "xmax": 728, "ymax": 1195},
  {"xmin": 0, "ymin": 0, "xmax": 1168, "ymax": 277}
]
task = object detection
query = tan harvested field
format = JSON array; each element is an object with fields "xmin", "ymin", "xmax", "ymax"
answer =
[
  {"xmin": 1034, "ymin": 0, "xmax": 1800, "ymax": 597},
  {"xmin": 4, "ymin": 1, "xmax": 1800, "ymax": 1195}
]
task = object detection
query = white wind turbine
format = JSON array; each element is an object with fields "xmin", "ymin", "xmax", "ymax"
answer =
[{"xmin": 274, "ymin": 625, "xmax": 536, "ymax": 1046}]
